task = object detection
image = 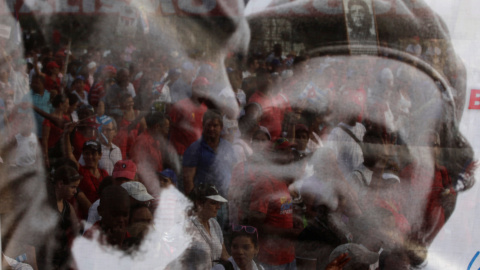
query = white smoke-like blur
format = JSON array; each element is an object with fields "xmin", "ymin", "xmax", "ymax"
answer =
[{"xmin": 73, "ymin": 185, "xmax": 192, "ymax": 269}]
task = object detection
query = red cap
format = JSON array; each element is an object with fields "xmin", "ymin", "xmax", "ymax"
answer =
[
  {"xmin": 102, "ymin": 65, "xmax": 117, "ymax": 75},
  {"xmin": 55, "ymin": 50, "xmax": 66, "ymax": 57},
  {"xmin": 46, "ymin": 61, "xmax": 60, "ymax": 70},
  {"xmin": 79, "ymin": 116, "xmax": 100, "ymax": 128},
  {"xmin": 112, "ymin": 160, "xmax": 137, "ymax": 180},
  {"xmin": 193, "ymin": 76, "xmax": 210, "ymax": 87}
]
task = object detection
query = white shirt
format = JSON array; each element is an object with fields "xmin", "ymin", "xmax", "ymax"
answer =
[
  {"xmin": 326, "ymin": 122, "xmax": 365, "ymax": 179},
  {"xmin": 84, "ymin": 199, "xmax": 100, "ymax": 232},
  {"xmin": 79, "ymin": 143, "xmax": 122, "ymax": 175}
]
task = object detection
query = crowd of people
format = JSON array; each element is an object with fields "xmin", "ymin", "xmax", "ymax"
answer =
[{"xmin": 0, "ymin": 0, "xmax": 477, "ymax": 269}]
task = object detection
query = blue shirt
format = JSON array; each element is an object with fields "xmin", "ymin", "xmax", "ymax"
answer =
[
  {"xmin": 23, "ymin": 90, "xmax": 52, "ymax": 137},
  {"xmin": 183, "ymin": 137, "xmax": 235, "ymax": 196}
]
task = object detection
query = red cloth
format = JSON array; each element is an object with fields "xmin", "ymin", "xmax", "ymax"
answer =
[
  {"xmin": 78, "ymin": 165, "xmax": 108, "ymax": 204},
  {"xmin": 400, "ymin": 163, "xmax": 456, "ymax": 243},
  {"xmin": 88, "ymin": 81, "xmax": 106, "ymax": 107},
  {"xmin": 113, "ymin": 116, "xmax": 141, "ymax": 159},
  {"xmin": 249, "ymin": 173, "xmax": 295, "ymax": 265},
  {"xmin": 44, "ymin": 75, "xmax": 61, "ymax": 92},
  {"xmin": 130, "ymin": 130, "xmax": 163, "ymax": 173},
  {"xmin": 248, "ymin": 91, "xmax": 290, "ymax": 140},
  {"xmin": 72, "ymin": 132, "xmax": 96, "ymax": 160},
  {"xmin": 43, "ymin": 115, "xmax": 70, "ymax": 148},
  {"xmin": 169, "ymin": 98, "xmax": 207, "ymax": 155}
]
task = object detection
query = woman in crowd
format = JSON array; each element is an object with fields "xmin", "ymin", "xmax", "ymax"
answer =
[
  {"xmin": 42, "ymin": 94, "xmax": 70, "ymax": 168},
  {"xmin": 49, "ymin": 165, "xmax": 81, "ymax": 269},
  {"xmin": 173, "ymin": 184, "xmax": 229, "ymax": 269}
]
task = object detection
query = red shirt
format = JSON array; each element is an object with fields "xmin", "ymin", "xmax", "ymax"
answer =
[
  {"xmin": 169, "ymin": 98, "xmax": 207, "ymax": 155},
  {"xmin": 73, "ymin": 132, "xmax": 96, "ymax": 160},
  {"xmin": 249, "ymin": 173, "xmax": 295, "ymax": 265},
  {"xmin": 248, "ymin": 91, "xmax": 290, "ymax": 140},
  {"xmin": 113, "ymin": 116, "xmax": 141, "ymax": 160},
  {"xmin": 43, "ymin": 115, "xmax": 70, "ymax": 148},
  {"xmin": 78, "ymin": 165, "xmax": 109, "ymax": 203},
  {"xmin": 131, "ymin": 130, "xmax": 163, "ymax": 173}
]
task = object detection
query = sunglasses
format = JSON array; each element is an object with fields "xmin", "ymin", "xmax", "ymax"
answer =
[{"xmin": 232, "ymin": 224, "xmax": 258, "ymax": 240}]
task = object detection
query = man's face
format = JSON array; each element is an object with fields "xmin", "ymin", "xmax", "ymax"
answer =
[
  {"xmin": 300, "ymin": 55, "xmax": 453, "ymax": 255},
  {"xmin": 350, "ymin": 4, "xmax": 366, "ymax": 28},
  {"xmin": 130, "ymin": 206, "xmax": 153, "ymax": 225},
  {"xmin": 102, "ymin": 122, "xmax": 117, "ymax": 142},
  {"xmin": 203, "ymin": 119, "xmax": 222, "ymax": 140},
  {"xmin": 99, "ymin": 199, "xmax": 130, "ymax": 245}
]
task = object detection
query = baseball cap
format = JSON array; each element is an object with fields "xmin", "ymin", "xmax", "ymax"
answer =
[
  {"xmin": 46, "ymin": 61, "xmax": 60, "ymax": 70},
  {"xmin": 191, "ymin": 184, "xmax": 228, "ymax": 203},
  {"xmin": 82, "ymin": 140, "xmax": 101, "ymax": 153},
  {"xmin": 112, "ymin": 160, "xmax": 137, "ymax": 180},
  {"xmin": 121, "ymin": 181, "xmax": 154, "ymax": 202},
  {"xmin": 157, "ymin": 169, "xmax": 177, "ymax": 186},
  {"xmin": 79, "ymin": 116, "xmax": 100, "ymax": 128},
  {"xmin": 204, "ymin": 185, "xmax": 228, "ymax": 203}
]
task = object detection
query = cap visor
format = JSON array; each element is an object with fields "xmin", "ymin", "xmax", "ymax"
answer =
[{"xmin": 206, "ymin": 195, "xmax": 228, "ymax": 203}]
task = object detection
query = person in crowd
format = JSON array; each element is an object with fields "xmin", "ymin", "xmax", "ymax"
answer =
[
  {"xmin": 11, "ymin": 112, "xmax": 41, "ymax": 168},
  {"xmin": 325, "ymin": 92, "xmax": 366, "ymax": 180},
  {"xmin": 49, "ymin": 165, "xmax": 81, "ymax": 269},
  {"xmin": 66, "ymin": 138, "xmax": 109, "ymax": 210},
  {"xmin": 85, "ymin": 159, "xmax": 137, "ymax": 230},
  {"xmin": 172, "ymin": 184, "xmax": 229, "ymax": 269},
  {"xmin": 183, "ymin": 109, "xmax": 235, "ymax": 197},
  {"xmin": 79, "ymin": 116, "xmax": 121, "ymax": 175},
  {"xmin": 84, "ymin": 185, "xmax": 131, "ymax": 248},
  {"xmin": 130, "ymin": 112, "xmax": 166, "ymax": 178},
  {"xmin": 212, "ymin": 225, "xmax": 263, "ymax": 270},
  {"xmin": 71, "ymin": 77, "xmax": 89, "ymax": 106},
  {"xmin": 71, "ymin": 115, "xmax": 98, "ymax": 160},
  {"xmin": 25, "ymin": 73, "xmax": 53, "ymax": 137},
  {"xmin": 42, "ymin": 94, "xmax": 70, "ymax": 168},
  {"xmin": 169, "ymin": 76, "xmax": 209, "ymax": 156},
  {"xmin": 88, "ymin": 65, "xmax": 117, "ymax": 108},
  {"xmin": 104, "ymin": 68, "xmax": 136, "ymax": 117},
  {"xmin": 247, "ymin": 138, "xmax": 301, "ymax": 270},
  {"xmin": 66, "ymin": 92, "xmax": 80, "ymax": 122},
  {"xmin": 44, "ymin": 61, "xmax": 61, "ymax": 94},
  {"xmin": 245, "ymin": 70, "xmax": 289, "ymax": 140},
  {"xmin": 114, "ymin": 93, "xmax": 146, "ymax": 159}
]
